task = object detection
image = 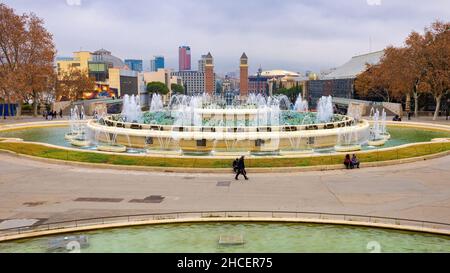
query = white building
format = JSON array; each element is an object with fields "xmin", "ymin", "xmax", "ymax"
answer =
[{"xmin": 171, "ymin": 71, "xmax": 209, "ymax": 96}]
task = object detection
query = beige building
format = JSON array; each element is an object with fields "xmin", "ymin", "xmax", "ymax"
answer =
[
  {"xmin": 56, "ymin": 51, "xmax": 92, "ymax": 77},
  {"xmin": 139, "ymin": 69, "xmax": 182, "ymax": 104}
]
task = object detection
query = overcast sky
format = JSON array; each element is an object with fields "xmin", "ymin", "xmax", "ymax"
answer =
[{"xmin": 3, "ymin": 0, "xmax": 450, "ymax": 74}]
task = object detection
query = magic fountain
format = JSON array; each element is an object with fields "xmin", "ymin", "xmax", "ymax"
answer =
[{"xmin": 81, "ymin": 94, "xmax": 372, "ymax": 155}]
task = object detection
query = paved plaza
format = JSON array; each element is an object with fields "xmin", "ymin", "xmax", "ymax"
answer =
[{"xmin": 0, "ymin": 152, "xmax": 449, "ymax": 226}]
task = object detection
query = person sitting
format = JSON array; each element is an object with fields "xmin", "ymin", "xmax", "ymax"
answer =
[
  {"xmin": 351, "ymin": 154, "xmax": 360, "ymax": 169},
  {"xmin": 393, "ymin": 115, "xmax": 402, "ymax": 122},
  {"xmin": 344, "ymin": 154, "xmax": 352, "ymax": 169}
]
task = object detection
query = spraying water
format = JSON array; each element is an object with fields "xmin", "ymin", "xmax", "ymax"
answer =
[
  {"xmin": 316, "ymin": 96, "xmax": 334, "ymax": 123},
  {"xmin": 294, "ymin": 95, "xmax": 309, "ymax": 112},
  {"xmin": 121, "ymin": 94, "xmax": 142, "ymax": 123}
]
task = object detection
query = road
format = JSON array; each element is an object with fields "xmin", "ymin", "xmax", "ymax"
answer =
[{"xmin": 0, "ymin": 153, "xmax": 449, "ymax": 226}]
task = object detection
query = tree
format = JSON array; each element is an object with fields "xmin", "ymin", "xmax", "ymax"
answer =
[
  {"xmin": 147, "ymin": 82, "xmax": 169, "ymax": 95},
  {"xmin": 21, "ymin": 14, "xmax": 56, "ymax": 116},
  {"xmin": 171, "ymin": 83, "xmax": 184, "ymax": 94},
  {"xmin": 355, "ymin": 20, "xmax": 449, "ymax": 120},
  {"xmin": 273, "ymin": 85, "xmax": 303, "ymax": 103},
  {"xmin": 0, "ymin": 3, "xmax": 26, "ymax": 118},
  {"xmin": 56, "ymin": 68, "xmax": 96, "ymax": 101},
  {"xmin": 0, "ymin": 3, "xmax": 56, "ymax": 118},
  {"xmin": 355, "ymin": 64, "xmax": 394, "ymax": 102},
  {"xmin": 420, "ymin": 21, "xmax": 450, "ymax": 120}
]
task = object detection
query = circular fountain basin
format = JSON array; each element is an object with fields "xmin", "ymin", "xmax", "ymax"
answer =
[
  {"xmin": 88, "ymin": 116, "xmax": 370, "ymax": 154},
  {"xmin": 368, "ymin": 138, "xmax": 387, "ymax": 147},
  {"xmin": 70, "ymin": 138, "xmax": 91, "ymax": 147},
  {"xmin": 334, "ymin": 144, "xmax": 362, "ymax": 152},
  {"xmin": 96, "ymin": 144, "xmax": 127, "ymax": 153}
]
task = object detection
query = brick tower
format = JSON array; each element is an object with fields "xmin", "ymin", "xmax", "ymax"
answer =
[
  {"xmin": 240, "ymin": 53, "xmax": 249, "ymax": 97},
  {"xmin": 204, "ymin": 52, "xmax": 214, "ymax": 95}
]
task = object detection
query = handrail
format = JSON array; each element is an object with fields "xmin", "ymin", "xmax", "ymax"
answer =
[{"xmin": 1, "ymin": 210, "xmax": 449, "ymax": 237}]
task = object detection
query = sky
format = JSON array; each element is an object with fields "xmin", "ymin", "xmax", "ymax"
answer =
[{"xmin": 3, "ymin": 0, "xmax": 450, "ymax": 74}]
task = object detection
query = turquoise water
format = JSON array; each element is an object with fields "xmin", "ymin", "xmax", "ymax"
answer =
[
  {"xmin": 1, "ymin": 126, "xmax": 449, "ymax": 152},
  {"xmin": 1, "ymin": 223, "xmax": 449, "ymax": 253}
]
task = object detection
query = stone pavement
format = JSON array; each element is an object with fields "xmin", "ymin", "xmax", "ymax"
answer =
[{"xmin": 0, "ymin": 153, "xmax": 449, "ymax": 226}]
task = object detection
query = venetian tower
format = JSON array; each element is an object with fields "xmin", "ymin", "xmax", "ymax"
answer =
[
  {"xmin": 240, "ymin": 52, "xmax": 249, "ymax": 97},
  {"xmin": 204, "ymin": 52, "xmax": 214, "ymax": 95}
]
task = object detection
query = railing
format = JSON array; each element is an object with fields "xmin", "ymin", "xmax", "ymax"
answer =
[{"xmin": 1, "ymin": 211, "xmax": 449, "ymax": 239}]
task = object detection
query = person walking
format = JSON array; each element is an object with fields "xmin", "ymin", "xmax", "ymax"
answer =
[
  {"xmin": 235, "ymin": 156, "xmax": 249, "ymax": 181},
  {"xmin": 59, "ymin": 109, "xmax": 63, "ymax": 118},
  {"xmin": 232, "ymin": 158, "xmax": 239, "ymax": 174}
]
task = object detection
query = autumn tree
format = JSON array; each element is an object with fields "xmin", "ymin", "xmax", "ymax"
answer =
[
  {"xmin": 420, "ymin": 21, "xmax": 450, "ymax": 120},
  {"xmin": 0, "ymin": 3, "xmax": 26, "ymax": 118},
  {"xmin": 56, "ymin": 68, "xmax": 96, "ymax": 101},
  {"xmin": 355, "ymin": 20, "xmax": 449, "ymax": 120},
  {"xmin": 0, "ymin": 3, "xmax": 56, "ymax": 118},
  {"xmin": 355, "ymin": 63, "xmax": 395, "ymax": 102}
]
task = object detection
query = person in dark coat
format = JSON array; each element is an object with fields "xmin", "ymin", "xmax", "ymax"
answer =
[
  {"xmin": 232, "ymin": 158, "xmax": 239, "ymax": 174},
  {"xmin": 235, "ymin": 156, "xmax": 249, "ymax": 180},
  {"xmin": 344, "ymin": 154, "xmax": 352, "ymax": 169},
  {"xmin": 59, "ymin": 109, "xmax": 63, "ymax": 118}
]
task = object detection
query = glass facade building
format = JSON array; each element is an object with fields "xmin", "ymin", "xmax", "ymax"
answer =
[
  {"xmin": 150, "ymin": 56, "xmax": 165, "ymax": 72},
  {"xmin": 124, "ymin": 59, "xmax": 143, "ymax": 72}
]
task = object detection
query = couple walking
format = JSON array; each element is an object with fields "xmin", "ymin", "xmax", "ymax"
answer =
[{"xmin": 233, "ymin": 156, "xmax": 249, "ymax": 181}]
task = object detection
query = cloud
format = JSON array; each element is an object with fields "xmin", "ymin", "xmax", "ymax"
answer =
[{"xmin": 3, "ymin": 0, "xmax": 450, "ymax": 74}]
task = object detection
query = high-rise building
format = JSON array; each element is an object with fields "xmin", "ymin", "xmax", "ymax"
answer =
[
  {"xmin": 204, "ymin": 52, "xmax": 215, "ymax": 95},
  {"xmin": 178, "ymin": 46, "xmax": 191, "ymax": 71},
  {"xmin": 124, "ymin": 59, "xmax": 143, "ymax": 72},
  {"xmin": 198, "ymin": 54, "xmax": 207, "ymax": 73},
  {"xmin": 240, "ymin": 52, "xmax": 249, "ymax": 97},
  {"xmin": 150, "ymin": 56, "xmax": 165, "ymax": 72}
]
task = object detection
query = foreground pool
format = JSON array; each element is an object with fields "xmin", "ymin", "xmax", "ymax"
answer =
[{"xmin": 1, "ymin": 223, "xmax": 449, "ymax": 253}]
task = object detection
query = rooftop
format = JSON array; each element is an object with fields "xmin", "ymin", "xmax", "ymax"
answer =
[{"xmin": 322, "ymin": 50, "xmax": 385, "ymax": 80}]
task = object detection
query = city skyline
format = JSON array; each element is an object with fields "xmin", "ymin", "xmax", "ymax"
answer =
[{"xmin": 3, "ymin": 0, "xmax": 450, "ymax": 74}]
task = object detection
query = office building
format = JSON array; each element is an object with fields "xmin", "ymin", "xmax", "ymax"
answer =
[
  {"xmin": 172, "ymin": 71, "xmax": 207, "ymax": 96},
  {"xmin": 124, "ymin": 59, "xmax": 143, "ymax": 72},
  {"xmin": 178, "ymin": 46, "xmax": 191, "ymax": 71},
  {"xmin": 150, "ymin": 56, "xmax": 165, "ymax": 72}
]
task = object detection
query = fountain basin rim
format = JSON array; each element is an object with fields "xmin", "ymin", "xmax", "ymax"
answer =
[
  {"xmin": 96, "ymin": 144, "xmax": 127, "ymax": 153},
  {"xmin": 1, "ymin": 214, "xmax": 450, "ymax": 243},
  {"xmin": 368, "ymin": 139, "xmax": 388, "ymax": 147},
  {"xmin": 100, "ymin": 114, "xmax": 358, "ymax": 132},
  {"xmin": 88, "ymin": 119, "xmax": 370, "ymax": 140},
  {"xmin": 334, "ymin": 144, "xmax": 362, "ymax": 152},
  {"xmin": 70, "ymin": 139, "xmax": 91, "ymax": 147}
]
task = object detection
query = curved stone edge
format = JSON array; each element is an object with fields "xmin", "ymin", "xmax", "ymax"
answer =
[{"xmin": 1, "ymin": 217, "xmax": 449, "ymax": 243}]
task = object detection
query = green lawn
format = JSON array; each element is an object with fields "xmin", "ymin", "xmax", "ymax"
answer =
[{"xmin": 0, "ymin": 141, "xmax": 449, "ymax": 169}]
